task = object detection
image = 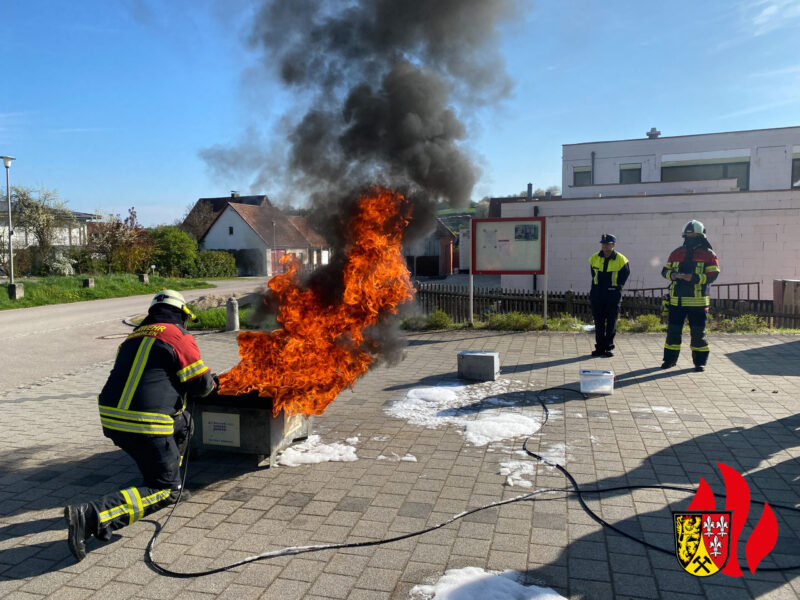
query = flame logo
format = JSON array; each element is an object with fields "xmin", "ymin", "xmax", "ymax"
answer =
[
  {"xmin": 217, "ymin": 188, "xmax": 414, "ymax": 417},
  {"xmin": 686, "ymin": 462, "xmax": 778, "ymax": 575}
]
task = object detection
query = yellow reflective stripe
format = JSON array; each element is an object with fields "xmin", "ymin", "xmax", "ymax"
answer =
[
  {"xmin": 142, "ymin": 489, "xmax": 171, "ymax": 507},
  {"xmin": 99, "ymin": 406, "xmax": 173, "ymax": 425},
  {"xmin": 690, "ymin": 346, "xmax": 709, "ymax": 352},
  {"xmin": 592, "ymin": 268, "xmax": 598, "ymax": 285},
  {"xmin": 118, "ymin": 337, "xmax": 156, "ymax": 410},
  {"xmin": 698, "ymin": 273, "xmax": 707, "ymax": 284},
  {"xmin": 705, "ymin": 265, "xmax": 720, "ymax": 273},
  {"xmin": 664, "ymin": 343, "xmax": 682, "ymax": 350},
  {"xmin": 681, "ymin": 297, "xmax": 710, "ymax": 306},
  {"xmin": 177, "ymin": 360, "xmax": 208, "ymax": 382},
  {"xmin": 121, "ymin": 489, "xmax": 135, "ymax": 526},
  {"xmin": 99, "ymin": 487, "xmax": 138, "ymax": 524},
  {"xmin": 99, "ymin": 418, "xmax": 174, "ymax": 435}
]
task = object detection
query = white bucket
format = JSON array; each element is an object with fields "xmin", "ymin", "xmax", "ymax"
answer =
[{"xmin": 579, "ymin": 369, "xmax": 615, "ymax": 395}]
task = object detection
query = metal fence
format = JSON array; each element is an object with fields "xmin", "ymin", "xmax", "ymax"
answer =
[{"xmin": 414, "ymin": 281, "xmax": 800, "ymax": 328}]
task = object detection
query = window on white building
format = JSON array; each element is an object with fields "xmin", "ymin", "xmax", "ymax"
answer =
[
  {"xmin": 619, "ymin": 163, "xmax": 641, "ymax": 184},
  {"xmin": 228, "ymin": 226, "xmax": 234, "ymax": 235},
  {"xmin": 661, "ymin": 161, "xmax": 750, "ymax": 191},
  {"xmin": 573, "ymin": 165, "xmax": 591, "ymax": 186},
  {"xmin": 792, "ymin": 158, "xmax": 800, "ymax": 189}
]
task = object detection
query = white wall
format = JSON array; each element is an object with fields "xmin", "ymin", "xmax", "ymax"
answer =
[
  {"xmin": 563, "ymin": 126, "xmax": 800, "ymax": 196},
  {"xmin": 501, "ymin": 190, "xmax": 800, "ymax": 300},
  {"xmin": 202, "ymin": 207, "xmax": 267, "ymax": 275}
]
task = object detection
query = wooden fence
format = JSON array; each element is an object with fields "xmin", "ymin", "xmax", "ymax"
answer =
[{"xmin": 414, "ymin": 282, "xmax": 800, "ymax": 328}]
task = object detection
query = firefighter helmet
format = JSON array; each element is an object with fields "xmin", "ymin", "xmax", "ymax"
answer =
[
  {"xmin": 150, "ymin": 289, "xmax": 197, "ymax": 322},
  {"xmin": 682, "ymin": 220, "xmax": 706, "ymax": 237}
]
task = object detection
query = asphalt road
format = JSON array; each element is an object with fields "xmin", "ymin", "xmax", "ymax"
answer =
[{"xmin": 0, "ymin": 278, "xmax": 264, "ymax": 391}]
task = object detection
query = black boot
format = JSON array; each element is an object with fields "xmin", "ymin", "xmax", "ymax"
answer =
[{"xmin": 64, "ymin": 504, "xmax": 93, "ymax": 562}]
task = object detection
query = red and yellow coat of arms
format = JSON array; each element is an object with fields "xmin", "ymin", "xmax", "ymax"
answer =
[{"xmin": 673, "ymin": 511, "xmax": 731, "ymax": 576}]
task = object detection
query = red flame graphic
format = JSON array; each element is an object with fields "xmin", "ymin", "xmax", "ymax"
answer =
[{"xmin": 685, "ymin": 462, "xmax": 778, "ymax": 576}]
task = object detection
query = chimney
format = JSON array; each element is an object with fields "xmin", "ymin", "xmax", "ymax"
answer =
[
  {"xmin": 646, "ymin": 127, "xmax": 661, "ymax": 139},
  {"xmin": 526, "ymin": 183, "xmax": 532, "ymax": 201},
  {"xmin": 231, "ymin": 190, "xmax": 240, "ymax": 198}
]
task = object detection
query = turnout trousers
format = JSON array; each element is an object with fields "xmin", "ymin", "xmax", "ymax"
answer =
[
  {"xmin": 88, "ymin": 411, "xmax": 193, "ymax": 539},
  {"xmin": 663, "ymin": 306, "xmax": 710, "ymax": 367},
  {"xmin": 590, "ymin": 291, "xmax": 621, "ymax": 352}
]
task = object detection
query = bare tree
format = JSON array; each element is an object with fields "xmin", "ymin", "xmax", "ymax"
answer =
[
  {"xmin": 178, "ymin": 201, "xmax": 218, "ymax": 241},
  {"xmin": 90, "ymin": 208, "xmax": 148, "ymax": 274},
  {"xmin": 12, "ymin": 186, "xmax": 75, "ymax": 271}
]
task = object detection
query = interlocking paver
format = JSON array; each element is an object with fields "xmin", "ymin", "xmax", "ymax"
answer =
[{"xmin": 3, "ymin": 329, "xmax": 800, "ymax": 598}]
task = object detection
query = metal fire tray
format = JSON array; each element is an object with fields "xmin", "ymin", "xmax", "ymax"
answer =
[{"xmin": 190, "ymin": 391, "xmax": 313, "ymax": 467}]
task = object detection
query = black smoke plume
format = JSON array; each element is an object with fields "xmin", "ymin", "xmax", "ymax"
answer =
[{"xmin": 214, "ymin": 0, "xmax": 524, "ymax": 360}]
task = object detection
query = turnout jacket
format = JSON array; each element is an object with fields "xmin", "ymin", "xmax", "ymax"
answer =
[
  {"xmin": 661, "ymin": 244, "xmax": 720, "ymax": 307},
  {"xmin": 98, "ymin": 321, "xmax": 215, "ymax": 436},
  {"xmin": 589, "ymin": 251, "xmax": 630, "ymax": 296}
]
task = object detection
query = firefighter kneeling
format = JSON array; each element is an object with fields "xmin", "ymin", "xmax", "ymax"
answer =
[
  {"xmin": 64, "ymin": 290, "xmax": 218, "ymax": 561},
  {"xmin": 661, "ymin": 220, "xmax": 720, "ymax": 372}
]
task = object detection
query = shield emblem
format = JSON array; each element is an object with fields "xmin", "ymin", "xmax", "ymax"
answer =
[{"xmin": 673, "ymin": 511, "xmax": 731, "ymax": 576}]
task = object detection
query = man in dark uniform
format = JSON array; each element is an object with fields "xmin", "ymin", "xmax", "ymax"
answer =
[
  {"xmin": 661, "ymin": 220, "xmax": 720, "ymax": 372},
  {"xmin": 64, "ymin": 290, "xmax": 218, "ymax": 561},
  {"xmin": 589, "ymin": 234, "xmax": 630, "ymax": 357}
]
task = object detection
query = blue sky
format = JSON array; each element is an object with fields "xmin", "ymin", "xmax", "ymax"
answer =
[{"xmin": 2, "ymin": 0, "xmax": 799, "ymax": 226}]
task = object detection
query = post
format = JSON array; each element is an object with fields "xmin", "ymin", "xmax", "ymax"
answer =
[
  {"xmin": 226, "ymin": 296, "xmax": 240, "ymax": 331},
  {"xmin": 3, "ymin": 157, "xmax": 15, "ymax": 285},
  {"xmin": 469, "ymin": 271, "xmax": 474, "ymax": 326},
  {"xmin": 543, "ymin": 271, "xmax": 548, "ymax": 327}
]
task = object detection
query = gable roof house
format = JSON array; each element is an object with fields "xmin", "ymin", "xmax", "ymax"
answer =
[
  {"xmin": 199, "ymin": 201, "xmax": 330, "ymax": 277},
  {"xmin": 182, "ymin": 193, "xmax": 271, "ymax": 241}
]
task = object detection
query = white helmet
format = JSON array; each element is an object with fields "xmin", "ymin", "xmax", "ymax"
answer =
[
  {"xmin": 150, "ymin": 289, "xmax": 197, "ymax": 321},
  {"xmin": 682, "ymin": 220, "xmax": 706, "ymax": 237}
]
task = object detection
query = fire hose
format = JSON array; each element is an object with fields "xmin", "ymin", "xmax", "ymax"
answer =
[{"xmin": 146, "ymin": 387, "xmax": 800, "ymax": 577}]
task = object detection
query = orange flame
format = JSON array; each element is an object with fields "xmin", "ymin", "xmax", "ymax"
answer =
[{"xmin": 217, "ymin": 187, "xmax": 414, "ymax": 416}]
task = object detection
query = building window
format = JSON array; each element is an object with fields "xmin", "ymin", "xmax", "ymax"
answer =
[
  {"xmin": 661, "ymin": 161, "xmax": 750, "ymax": 191},
  {"xmin": 228, "ymin": 226, "xmax": 234, "ymax": 235},
  {"xmin": 792, "ymin": 158, "xmax": 800, "ymax": 189},
  {"xmin": 619, "ymin": 163, "xmax": 642, "ymax": 184},
  {"xmin": 573, "ymin": 166, "xmax": 592, "ymax": 187}
]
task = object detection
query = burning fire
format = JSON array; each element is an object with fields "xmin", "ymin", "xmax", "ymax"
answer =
[{"xmin": 217, "ymin": 187, "xmax": 414, "ymax": 416}]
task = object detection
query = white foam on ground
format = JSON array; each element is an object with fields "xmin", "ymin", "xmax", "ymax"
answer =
[
  {"xmin": 536, "ymin": 442, "xmax": 567, "ymax": 467},
  {"xmin": 499, "ymin": 460, "xmax": 536, "ymax": 487},
  {"xmin": 387, "ymin": 379, "xmax": 543, "ymax": 446},
  {"xmin": 345, "ymin": 436, "xmax": 359, "ymax": 444},
  {"xmin": 277, "ymin": 435, "xmax": 358, "ymax": 466},
  {"xmin": 377, "ymin": 453, "xmax": 418, "ymax": 462},
  {"xmin": 409, "ymin": 566, "xmax": 566, "ymax": 599}
]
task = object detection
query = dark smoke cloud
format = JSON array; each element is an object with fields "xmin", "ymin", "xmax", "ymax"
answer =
[{"xmin": 208, "ymin": 0, "xmax": 525, "ymax": 364}]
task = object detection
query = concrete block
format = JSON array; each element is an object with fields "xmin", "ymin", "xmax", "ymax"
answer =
[
  {"xmin": 458, "ymin": 351, "xmax": 499, "ymax": 381},
  {"xmin": 138, "ymin": 273, "xmax": 149, "ymax": 284},
  {"xmin": 82, "ymin": 278, "xmax": 94, "ymax": 288},
  {"xmin": 8, "ymin": 283, "xmax": 23, "ymax": 300}
]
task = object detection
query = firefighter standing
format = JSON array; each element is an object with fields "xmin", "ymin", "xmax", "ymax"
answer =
[
  {"xmin": 589, "ymin": 234, "xmax": 630, "ymax": 357},
  {"xmin": 661, "ymin": 220, "xmax": 720, "ymax": 372},
  {"xmin": 64, "ymin": 290, "xmax": 218, "ymax": 562}
]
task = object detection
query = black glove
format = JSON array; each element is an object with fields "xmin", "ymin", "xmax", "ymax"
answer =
[{"xmin": 212, "ymin": 373, "xmax": 220, "ymax": 388}]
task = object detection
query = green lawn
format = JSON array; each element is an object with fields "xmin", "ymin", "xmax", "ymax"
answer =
[{"xmin": 1, "ymin": 274, "xmax": 214, "ymax": 310}]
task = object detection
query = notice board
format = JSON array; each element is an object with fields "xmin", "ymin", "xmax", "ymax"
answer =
[{"xmin": 471, "ymin": 217, "xmax": 546, "ymax": 274}]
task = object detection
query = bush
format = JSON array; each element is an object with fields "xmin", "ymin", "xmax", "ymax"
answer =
[
  {"xmin": 45, "ymin": 252, "xmax": 77, "ymax": 276},
  {"xmin": 624, "ymin": 314, "xmax": 664, "ymax": 333},
  {"xmin": 732, "ymin": 314, "xmax": 767, "ymax": 332},
  {"xmin": 484, "ymin": 311, "xmax": 544, "ymax": 331},
  {"xmin": 547, "ymin": 314, "xmax": 585, "ymax": 331},
  {"xmin": 426, "ymin": 309, "xmax": 453, "ymax": 329},
  {"xmin": 400, "ymin": 314, "xmax": 429, "ymax": 330},
  {"xmin": 149, "ymin": 226, "xmax": 197, "ymax": 277},
  {"xmin": 195, "ymin": 250, "xmax": 237, "ymax": 278}
]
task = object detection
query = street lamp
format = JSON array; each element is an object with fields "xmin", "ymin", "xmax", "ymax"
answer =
[{"xmin": 1, "ymin": 156, "xmax": 14, "ymax": 285}]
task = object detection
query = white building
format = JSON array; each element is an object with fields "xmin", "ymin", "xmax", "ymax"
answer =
[
  {"xmin": 502, "ymin": 126, "xmax": 800, "ymax": 300},
  {"xmin": 201, "ymin": 202, "xmax": 330, "ymax": 277}
]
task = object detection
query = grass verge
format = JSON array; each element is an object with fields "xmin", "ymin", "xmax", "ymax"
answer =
[{"xmin": 1, "ymin": 274, "xmax": 214, "ymax": 310}]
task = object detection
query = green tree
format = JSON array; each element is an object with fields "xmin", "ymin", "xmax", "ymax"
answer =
[
  {"xmin": 149, "ymin": 226, "xmax": 197, "ymax": 277},
  {"xmin": 12, "ymin": 185, "xmax": 75, "ymax": 273},
  {"xmin": 91, "ymin": 207, "xmax": 151, "ymax": 274}
]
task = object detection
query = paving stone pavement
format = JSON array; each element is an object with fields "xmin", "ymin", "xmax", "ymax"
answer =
[{"xmin": 1, "ymin": 330, "xmax": 799, "ymax": 599}]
